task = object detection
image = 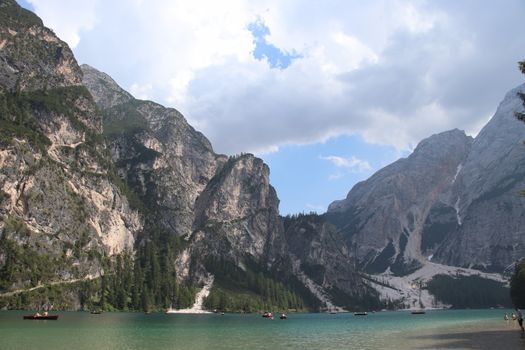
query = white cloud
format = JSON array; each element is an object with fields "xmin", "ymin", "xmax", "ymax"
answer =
[
  {"xmin": 305, "ymin": 203, "xmax": 326, "ymax": 213},
  {"xmin": 27, "ymin": 0, "xmax": 525, "ymax": 155},
  {"xmin": 28, "ymin": 0, "xmax": 98, "ymax": 48},
  {"xmin": 130, "ymin": 83, "xmax": 153, "ymax": 100},
  {"xmin": 320, "ymin": 155, "xmax": 371, "ymax": 173},
  {"xmin": 328, "ymin": 173, "xmax": 344, "ymax": 181}
]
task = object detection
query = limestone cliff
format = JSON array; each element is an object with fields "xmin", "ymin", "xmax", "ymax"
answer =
[
  {"xmin": 0, "ymin": 0, "xmax": 141, "ymax": 294},
  {"xmin": 328, "ymin": 129, "xmax": 473, "ymax": 274},
  {"xmin": 327, "ymin": 83, "xmax": 525, "ymax": 275},
  {"xmin": 433, "ymin": 84, "xmax": 525, "ymax": 271}
]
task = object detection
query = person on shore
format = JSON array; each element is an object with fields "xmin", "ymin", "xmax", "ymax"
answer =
[
  {"xmin": 516, "ymin": 308, "xmax": 524, "ymax": 333},
  {"xmin": 504, "ymin": 313, "xmax": 509, "ymax": 321},
  {"xmin": 512, "ymin": 312, "xmax": 517, "ymax": 321}
]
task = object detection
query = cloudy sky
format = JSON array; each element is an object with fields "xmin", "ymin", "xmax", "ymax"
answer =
[{"xmin": 18, "ymin": 0, "xmax": 525, "ymax": 215}]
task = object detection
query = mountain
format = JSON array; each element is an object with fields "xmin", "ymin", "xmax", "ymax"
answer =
[
  {"xmin": 0, "ymin": 0, "xmax": 519, "ymax": 312},
  {"xmin": 328, "ymin": 83, "xmax": 525, "ymax": 275},
  {"xmin": 0, "ymin": 0, "xmax": 374, "ymax": 312},
  {"xmin": 328, "ymin": 129, "xmax": 473, "ymax": 275},
  {"xmin": 433, "ymin": 84, "xmax": 525, "ymax": 271},
  {"xmin": 0, "ymin": 0, "xmax": 141, "ymax": 308},
  {"xmin": 81, "ymin": 64, "xmax": 376, "ymax": 311}
]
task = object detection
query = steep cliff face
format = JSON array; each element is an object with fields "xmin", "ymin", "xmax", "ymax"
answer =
[
  {"xmin": 82, "ymin": 65, "xmax": 221, "ymax": 238},
  {"xmin": 0, "ymin": 0, "xmax": 141, "ymax": 294},
  {"xmin": 0, "ymin": 0, "xmax": 82, "ymax": 92},
  {"xmin": 82, "ymin": 67, "xmax": 292, "ymax": 288},
  {"xmin": 192, "ymin": 154, "xmax": 285, "ymax": 263},
  {"xmin": 283, "ymin": 214, "xmax": 378, "ymax": 310},
  {"xmin": 328, "ymin": 129, "xmax": 473, "ymax": 274},
  {"xmin": 433, "ymin": 84, "xmax": 525, "ymax": 271},
  {"xmin": 82, "ymin": 66, "xmax": 373, "ymax": 308},
  {"xmin": 327, "ymin": 82, "xmax": 525, "ymax": 275}
]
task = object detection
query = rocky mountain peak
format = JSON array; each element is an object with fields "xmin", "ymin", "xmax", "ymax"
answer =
[
  {"xmin": 0, "ymin": 0, "xmax": 82, "ymax": 91},
  {"xmin": 80, "ymin": 64, "xmax": 133, "ymax": 110},
  {"xmin": 326, "ymin": 124, "xmax": 473, "ymax": 275},
  {"xmin": 411, "ymin": 128, "xmax": 472, "ymax": 159},
  {"xmin": 432, "ymin": 83, "xmax": 525, "ymax": 271}
]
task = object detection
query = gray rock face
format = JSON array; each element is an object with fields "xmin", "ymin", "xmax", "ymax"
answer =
[
  {"xmin": 0, "ymin": 0, "xmax": 141, "ymax": 292},
  {"xmin": 283, "ymin": 214, "xmax": 374, "ymax": 304},
  {"xmin": 328, "ymin": 83, "xmax": 525, "ymax": 274},
  {"xmin": 433, "ymin": 84, "xmax": 525, "ymax": 271},
  {"xmin": 81, "ymin": 67, "xmax": 288, "ymax": 279},
  {"xmin": 80, "ymin": 64, "xmax": 132, "ymax": 110},
  {"xmin": 0, "ymin": 0, "xmax": 82, "ymax": 92},
  {"xmin": 82, "ymin": 65, "xmax": 221, "ymax": 237},
  {"xmin": 191, "ymin": 154, "xmax": 286, "ymax": 267},
  {"xmin": 328, "ymin": 129, "xmax": 473, "ymax": 274}
]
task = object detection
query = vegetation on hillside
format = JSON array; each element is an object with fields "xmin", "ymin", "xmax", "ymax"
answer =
[
  {"xmin": 427, "ymin": 274, "xmax": 510, "ymax": 308},
  {"xmin": 203, "ymin": 258, "xmax": 319, "ymax": 313},
  {"xmin": 510, "ymin": 259, "xmax": 525, "ymax": 308}
]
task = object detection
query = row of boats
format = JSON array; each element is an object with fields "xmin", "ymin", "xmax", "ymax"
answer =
[{"xmin": 23, "ymin": 309, "xmax": 425, "ymax": 320}]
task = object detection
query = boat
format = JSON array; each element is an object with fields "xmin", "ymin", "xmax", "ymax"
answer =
[
  {"xmin": 354, "ymin": 312, "xmax": 368, "ymax": 316},
  {"xmin": 90, "ymin": 310, "xmax": 102, "ymax": 314},
  {"xmin": 23, "ymin": 314, "xmax": 59, "ymax": 320},
  {"xmin": 411, "ymin": 310, "xmax": 426, "ymax": 315},
  {"xmin": 280, "ymin": 313, "xmax": 287, "ymax": 320}
]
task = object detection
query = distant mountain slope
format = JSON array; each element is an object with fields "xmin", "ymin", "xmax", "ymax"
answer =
[
  {"xmin": 328, "ymin": 129, "xmax": 473, "ymax": 274},
  {"xmin": 433, "ymin": 83, "xmax": 525, "ymax": 271},
  {"xmin": 328, "ymin": 83, "xmax": 525, "ymax": 274}
]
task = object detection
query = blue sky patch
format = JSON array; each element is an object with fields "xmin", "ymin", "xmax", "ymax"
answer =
[
  {"xmin": 247, "ymin": 19, "xmax": 301, "ymax": 69},
  {"xmin": 259, "ymin": 134, "xmax": 407, "ymax": 215},
  {"xmin": 16, "ymin": 0, "xmax": 34, "ymax": 11}
]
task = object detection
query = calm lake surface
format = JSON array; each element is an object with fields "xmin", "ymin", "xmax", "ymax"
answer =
[{"xmin": 0, "ymin": 309, "xmax": 522, "ymax": 350}]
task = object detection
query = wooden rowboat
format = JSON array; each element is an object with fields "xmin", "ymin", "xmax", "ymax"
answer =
[
  {"xmin": 23, "ymin": 315, "xmax": 59, "ymax": 320},
  {"xmin": 411, "ymin": 310, "xmax": 426, "ymax": 315}
]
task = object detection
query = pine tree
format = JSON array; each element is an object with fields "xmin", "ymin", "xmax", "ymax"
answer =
[
  {"xmin": 516, "ymin": 60, "xmax": 525, "ymax": 123},
  {"xmin": 511, "ymin": 259, "xmax": 525, "ymax": 308}
]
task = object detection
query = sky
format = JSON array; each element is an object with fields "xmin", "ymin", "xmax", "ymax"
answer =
[{"xmin": 17, "ymin": 0, "xmax": 525, "ymax": 215}]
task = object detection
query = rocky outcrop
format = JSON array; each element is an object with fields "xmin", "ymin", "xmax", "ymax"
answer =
[
  {"xmin": 0, "ymin": 0, "xmax": 141, "ymax": 292},
  {"xmin": 433, "ymin": 84, "xmax": 525, "ymax": 271},
  {"xmin": 82, "ymin": 67, "xmax": 292, "ymax": 286},
  {"xmin": 0, "ymin": 0, "xmax": 82, "ymax": 92},
  {"xmin": 82, "ymin": 65, "xmax": 221, "ymax": 238},
  {"xmin": 328, "ymin": 83, "xmax": 525, "ymax": 274},
  {"xmin": 191, "ymin": 154, "xmax": 286, "ymax": 264},
  {"xmin": 283, "ymin": 214, "xmax": 376, "ymax": 308},
  {"xmin": 328, "ymin": 129, "xmax": 473, "ymax": 274}
]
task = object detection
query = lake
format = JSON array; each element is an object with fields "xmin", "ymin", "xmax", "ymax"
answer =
[{"xmin": 0, "ymin": 309, "xmax": 523, "ymax": 350}]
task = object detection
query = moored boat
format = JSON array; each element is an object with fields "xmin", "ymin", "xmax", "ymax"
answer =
[
  {"xmin": 23, "ymin": 315, "xmax": 59, "ymax": 320},
  {"xmin": 411, "ymin": 310, "xmax": 426, "ymax": 315},
  {"xmin": 354, "ymin": 312, "xmax": 368, "ymax": 316}
]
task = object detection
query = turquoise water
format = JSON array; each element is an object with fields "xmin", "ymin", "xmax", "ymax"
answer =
[{"xmin": 0, "ymin": 309, "xmax": 520, "ymax": 350}]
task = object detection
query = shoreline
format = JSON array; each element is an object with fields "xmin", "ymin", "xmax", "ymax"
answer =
[{"xmin": 407, "ymin": 319, "xmax": 525, "ymax": 350}]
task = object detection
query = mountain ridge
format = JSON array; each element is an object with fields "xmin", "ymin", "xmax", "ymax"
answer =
[{"xmin": 0, "ymin": 0, "xmax": 518, "ymax": 311}]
